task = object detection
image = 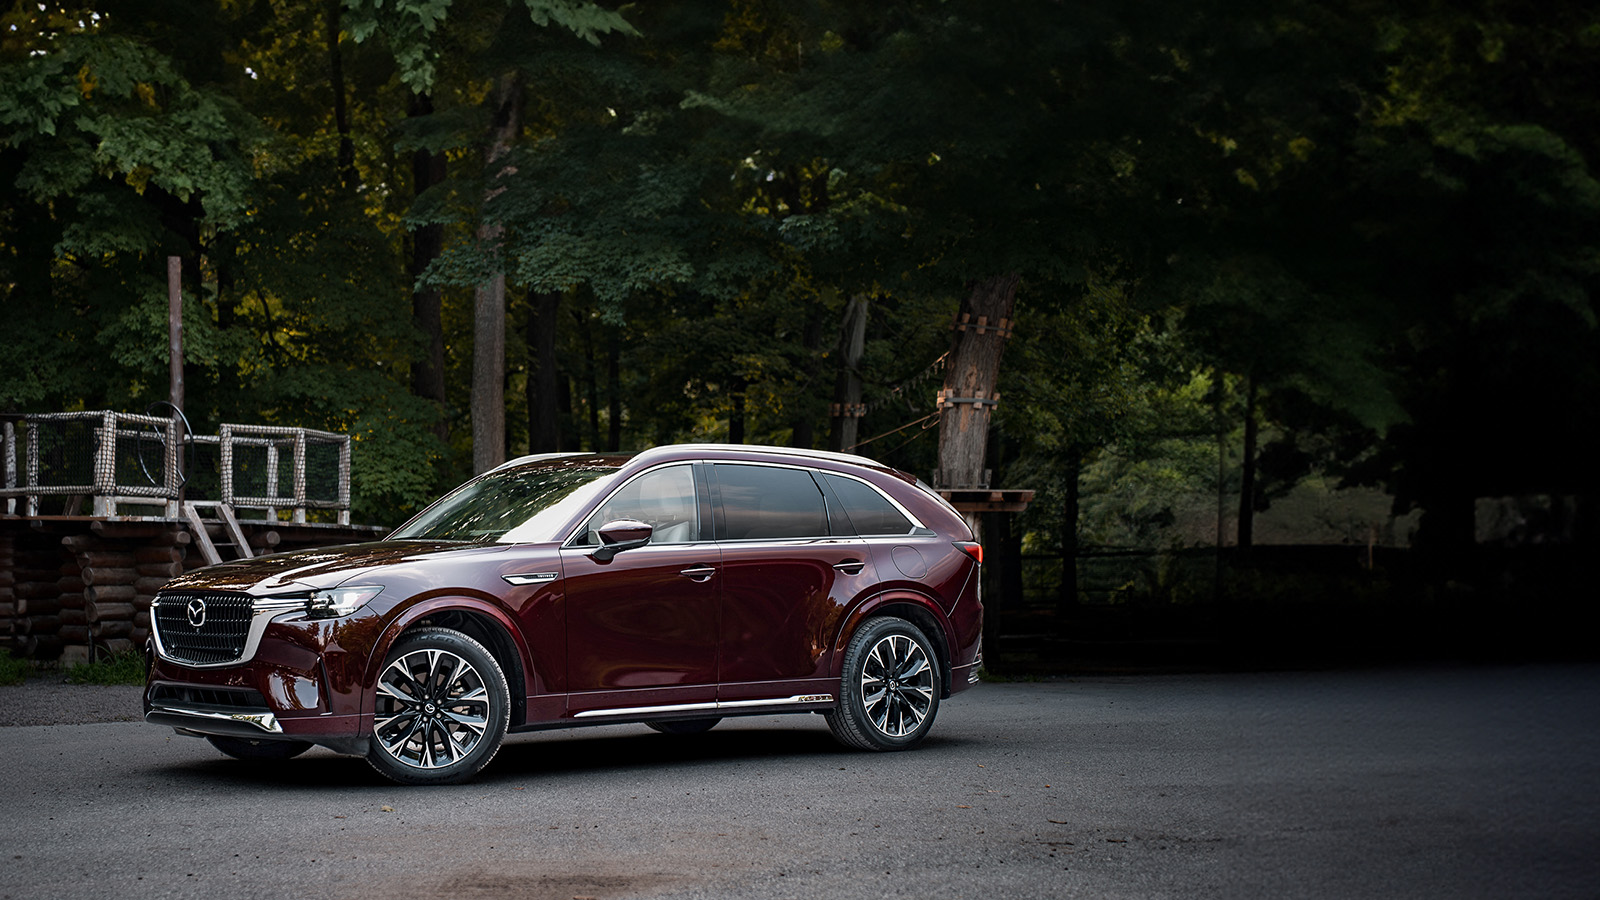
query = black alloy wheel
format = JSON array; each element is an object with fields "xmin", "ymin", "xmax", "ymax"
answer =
[
  {"xmin": 366, "ymin": 627, "xmax": 511, "ymax": 785},
  {"xmin": 825, "ymin": 616, "xmax": 941, "ymax": 751}
]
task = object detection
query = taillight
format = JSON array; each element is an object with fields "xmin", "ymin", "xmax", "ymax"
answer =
[{"xmin": 954, "ymin": 541, "xmax": 983, "ymax": 564}]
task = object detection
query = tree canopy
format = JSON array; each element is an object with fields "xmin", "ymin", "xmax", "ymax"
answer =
[{"xmin": 3, "ymin": 0, "xmax": 1596, "ymax": 559}]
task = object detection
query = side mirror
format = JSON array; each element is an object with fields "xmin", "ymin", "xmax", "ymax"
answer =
[{"xmin": 590, "ymin": 518, "xmax": 653, "ymax": 562}]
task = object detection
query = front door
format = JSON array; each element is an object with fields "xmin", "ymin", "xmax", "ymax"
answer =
[{"xmin": 560, "ymin": 464, "xmax": 720, "ymax": 716}]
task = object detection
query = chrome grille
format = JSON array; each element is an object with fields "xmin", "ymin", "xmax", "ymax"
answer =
[{"xmin": 154, "ymin": 592, "xmax": 256, "ymax": 665}]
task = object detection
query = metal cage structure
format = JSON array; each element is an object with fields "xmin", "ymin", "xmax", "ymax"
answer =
[{"xmin": 1, "ymin": 412, "xmax": 351, "ymax": 524}]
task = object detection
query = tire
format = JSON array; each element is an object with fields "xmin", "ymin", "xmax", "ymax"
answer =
[
  {"xmin": 646, "ymin": 717, "xmax": 721, "ymax": 735},
  {"xmin": 365, "ymin": 627, "xmax": 511, "ymax": 786},
  {"xmin": 207, "ymin": 736, "xmax": 313, "ymax": 761},
  {"xmin": 825, "ymin": 616, "xmax": 941, "ymax": 751}
]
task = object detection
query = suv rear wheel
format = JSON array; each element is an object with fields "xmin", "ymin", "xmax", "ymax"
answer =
[
  {"xmin": 366, "ymin": 627, "xmax": 510, "ymax": 785},
  {"xmin": 826, "ymin": 616, "xmax": 941, "ymax": 751}
]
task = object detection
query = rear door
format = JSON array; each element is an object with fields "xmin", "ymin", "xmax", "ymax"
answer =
[{"xmin": 709, "ymin": 462, "xmax": 875, "ymax": 702}]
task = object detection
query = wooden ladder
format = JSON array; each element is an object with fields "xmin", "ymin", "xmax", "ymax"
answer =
[{"xmin": 182, "ymin": 502, "xmax": 256, "ymax": 566}]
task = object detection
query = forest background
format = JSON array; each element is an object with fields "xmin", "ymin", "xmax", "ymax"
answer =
[{"xmin": 4, "ymin": 0, "xmax": 1597, "ymax": 658}]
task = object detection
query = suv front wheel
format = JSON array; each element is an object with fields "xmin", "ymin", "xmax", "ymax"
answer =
[
  {"xmin": 366, "ymin": 627, "xmax": 510, "ymax": 785},
  {"xmin": 826, "ymin": 616, "xmax": 941, "ymax": 751}
]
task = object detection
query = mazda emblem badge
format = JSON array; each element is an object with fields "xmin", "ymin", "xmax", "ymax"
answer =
[{"xmin": 186, "ymin": 597, "xmax": 207, "ymax": 629}]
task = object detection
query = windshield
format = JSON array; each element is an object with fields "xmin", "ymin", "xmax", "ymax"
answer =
[{"xmin": 390, "ymin": 463, "xmax": 622, "ymax": 543}]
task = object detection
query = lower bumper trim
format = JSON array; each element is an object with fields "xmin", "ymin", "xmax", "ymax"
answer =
[{"xmin": 146, "ymin": 704, "xmax": 282, "ymax": 735}]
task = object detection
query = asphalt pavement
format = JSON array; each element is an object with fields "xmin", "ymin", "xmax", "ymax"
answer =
[{"xmin": 2, "ymin": 664, "xmax": 1598, "ymax": 899}]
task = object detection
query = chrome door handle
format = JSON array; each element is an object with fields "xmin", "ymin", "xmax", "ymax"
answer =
[
  {"xmin": 833, "ymin": 560, "xmax": 865, "ymax": 575},
  {"xmin": 679, "ymin": 565, "xmax": 717, "ymax": 581}
]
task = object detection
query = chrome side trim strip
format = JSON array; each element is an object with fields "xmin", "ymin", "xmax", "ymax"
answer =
[
  {"xmin": 572, "ymin": 693, "xmax": 836, "ymax": 719},
  {"xmin": 502, "ymin": 572, "xmax": 558, "ymax": 585},
  {"xmin": 575, "ymin": 701, "xmax": 721, "ymax": 718},
  {"xmin": 147, "ymin": 704, "xmax": 283, "ymax": 733}
]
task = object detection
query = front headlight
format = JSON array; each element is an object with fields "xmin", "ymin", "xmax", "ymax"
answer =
[{"xmin": 307, "ymin": 585, "xmax": 384, "ymax": 619}]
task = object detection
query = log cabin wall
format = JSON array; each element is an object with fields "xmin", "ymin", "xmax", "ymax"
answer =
[{"xmin": 0, "ymin": 518, "xmax": 383, "ymax": 664}]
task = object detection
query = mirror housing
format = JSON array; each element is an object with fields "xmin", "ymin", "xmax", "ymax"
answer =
[{"xmin": 590, "ymin": 518, "xmax": 653, "ymax": 562}]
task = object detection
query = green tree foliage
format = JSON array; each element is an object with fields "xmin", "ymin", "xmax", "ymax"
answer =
[{"xmin": 3, "ymin": 0, "xmax": 1594, "ymax": 556}]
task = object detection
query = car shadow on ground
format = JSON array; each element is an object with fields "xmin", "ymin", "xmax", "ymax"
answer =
[{"xmin": 153, "ymin": 724, "xmax": 972, "ymax": 789}]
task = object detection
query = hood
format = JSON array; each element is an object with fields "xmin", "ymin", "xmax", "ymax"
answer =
[{"xmin": 161, "ymin": 540, "xmax": 513, "ymax": 594}]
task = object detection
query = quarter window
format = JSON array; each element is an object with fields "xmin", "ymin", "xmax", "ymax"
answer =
[
  {"xmin": 715, "ymin": 464, "xmax": 829, "ymax": 540},
  {"xmin": 577, "ymin": 465, "xmax": 699, "ymax": 544},
  {"xmin": 821, "ymin": 473, "xmax": 915, "ymax": 535}
]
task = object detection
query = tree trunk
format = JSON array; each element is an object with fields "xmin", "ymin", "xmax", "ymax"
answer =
[
  {"xmin": 935, "ymin": 274, "xmax": 1019, "ymax": 488},
  {"xmin": 470, "ymin": 71, "xmax": 522, "ymax": 474},
  {"xmin": 1058, "ymin": 446, "xmax": 1082, "ymax": 622},
  {"xmin": 525, "ymin": 289, "xmax": 561, "ymax": 452},
  {"xmin": 789, "ymin": 299, "xmax": 827, "ymax": 449},
  {"xmin": 325, "ymin": 0, "xmax": 356, "ymax": 188},
  {"xmin": 408, "ymin": 93, "xmax": 448, "ymax": 442},
  {"xmin": 729, "ymin": 375, "xmax": 748, "ymax": 444},
  {"xmin": 573, "ymin": 306, "xmax": 602, "ymax": 450},
  {"xmin": 827, "ymin": 293, "xmax": 870, "ymax": 452},
  {"xmin": 606, "ymin": 327, "xmax": 621, "ymax": 451},
  {"xmin": 1236, "ymin": 374, "xmax": 1259, "ymax": 554}
]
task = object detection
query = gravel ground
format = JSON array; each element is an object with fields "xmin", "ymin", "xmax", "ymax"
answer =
[{"xmin": 0, "ymin": 677, "xmax": 143, "ymax": 727}]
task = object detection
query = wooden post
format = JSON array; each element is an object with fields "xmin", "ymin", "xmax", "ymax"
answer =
[
  {"xmin": 935, "ymin": 274, "xmax": 1019, "ymax": 489},
  {"xmin": 168, "ymin": 255, "xmax": 186, "ymax": 515},
  {"xmin": 168, "ymin": 256, "xmax": 184, "ymax": 414}
]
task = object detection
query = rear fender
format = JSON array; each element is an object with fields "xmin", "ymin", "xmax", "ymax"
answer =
[{"xmin": 832, "ymin": 591, "xmax": 956, "ymax": 698}]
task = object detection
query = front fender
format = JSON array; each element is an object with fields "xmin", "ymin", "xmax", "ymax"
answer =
[{"xmin": 362, "ymin": 595, "xmax": 536, "ymax": 722}]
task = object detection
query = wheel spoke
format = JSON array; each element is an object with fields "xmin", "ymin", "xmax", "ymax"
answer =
[
  {"xmin": 898, "ymin": 656, "xmax": 929, "ymax": 681},
  {"xmin": 441, "ymin": 709, "xmax": 488, "ymax": 734}
]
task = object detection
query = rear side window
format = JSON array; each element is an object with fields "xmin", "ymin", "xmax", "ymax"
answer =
[
  {"xmin": 822, "ymin": 473, "xmax": 914, "ymax": 535},
  {"xmin": 715, "ymin": 464, "xmax": 828, "ymax": 540}
]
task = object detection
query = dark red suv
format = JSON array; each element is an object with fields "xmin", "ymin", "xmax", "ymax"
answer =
[{"xmin": 144, "ymin": 444, "xmax": 983, "ymax": 784}]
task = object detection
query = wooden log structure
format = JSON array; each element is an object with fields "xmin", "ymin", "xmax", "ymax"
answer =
[
  {"xmin": 17, "ymin": 596, "xmax": 61, "ymax": 616},
  {"xmin": 83, "ymin": 566, "xmax": 139, "ymax": 585},
  {"xmin": 85, "ymin": 584, "xmax": 135, "ymax": 603},
  {"xmin": 3, "ymin": 515, "xmax": 378, "ymax": 658}
]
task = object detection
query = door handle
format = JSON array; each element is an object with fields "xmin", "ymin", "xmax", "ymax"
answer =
[
  {"xmin": 679, "ymin": 565, "xmax": 717, "ymax": 581},
  {"xmin": 833, "ymin": 560, "xmax": 866, "ymax": 575}
]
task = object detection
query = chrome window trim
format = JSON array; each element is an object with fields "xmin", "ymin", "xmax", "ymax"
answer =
[
  {"xmin": 572, "ymin": 693, "xmax": 835, "ymax": 719},
  {"xmin": 561, "ymin": 462, "xmax": 701, "ymax": 549},
  {"xmin": 712, "ymin": 460, "xmax": 927, "ymax": 535},
  {"xmin": 150, "ymin": 595, "xmax": 306, "ymax": 668}
]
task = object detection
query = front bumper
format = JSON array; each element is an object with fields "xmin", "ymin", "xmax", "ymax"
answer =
[{"xmin": 146, "ymin": 601, "xmax": 379, "ymax": 749}]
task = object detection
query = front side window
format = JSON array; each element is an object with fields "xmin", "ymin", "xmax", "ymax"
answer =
[
  {"xmin": 576, "ymin": 465, "xmax": 699, "ymax": 545},
  {"xmin": 716, "ymin": 464, "xmax": 828, "ymax": 540},
  {"xmin": 822, "ymin": 473, "xmax": 915, "ymax": 535}
]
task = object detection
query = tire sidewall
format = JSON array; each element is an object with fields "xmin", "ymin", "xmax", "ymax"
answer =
[
  {"xmin": 837, "ymin": 617, "xmax": 941, "ymax": 750},
  {"xmin": 366, "ymin": 627, "xmax": 510, "ymax": 785}
]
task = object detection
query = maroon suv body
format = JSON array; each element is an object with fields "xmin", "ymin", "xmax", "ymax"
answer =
[{"xmin": 144, "ymin": 444, "xmax": 983, "ymax": 784}]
